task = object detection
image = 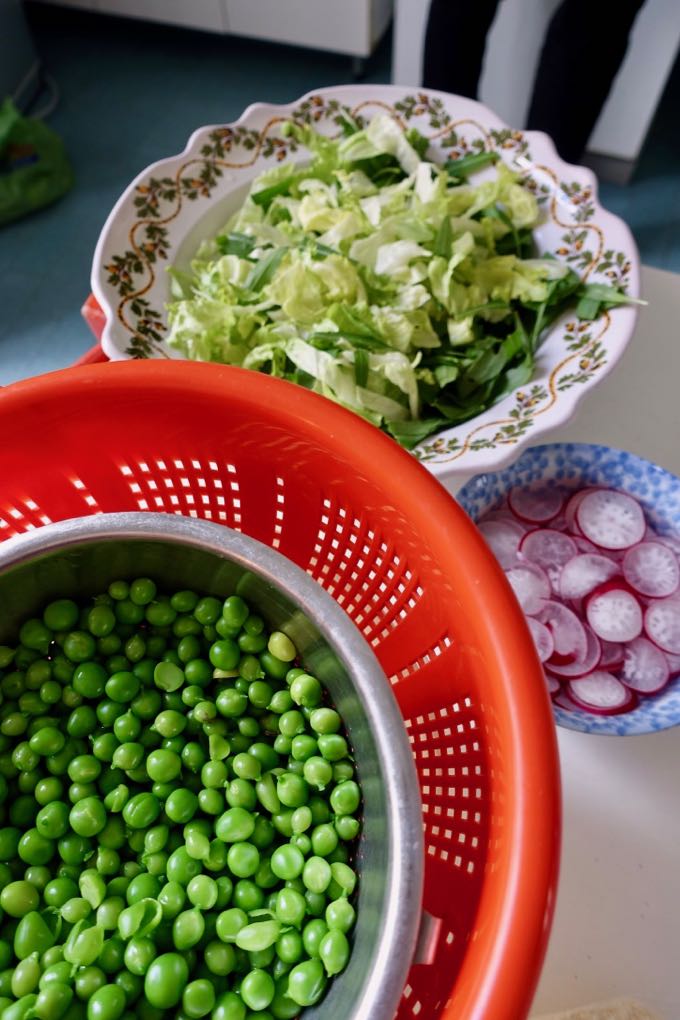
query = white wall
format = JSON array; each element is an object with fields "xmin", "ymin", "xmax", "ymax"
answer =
[{"xmin": 393, "ymin": 0, "xmax": 680, "ymax": 163}]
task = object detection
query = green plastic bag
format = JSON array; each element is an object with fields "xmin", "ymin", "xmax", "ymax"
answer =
[{"xmin": 0, "ymin": 97, "xmax": 74, "ymax": 226}]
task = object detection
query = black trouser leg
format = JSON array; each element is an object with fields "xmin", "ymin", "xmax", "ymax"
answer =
[
  {"xmin": 526, "ymin": 0, "xmax": 647, "ymax": 164},
  {"xmin": 422, "ymin": 0, "xmax": 502, "ymax": 97}
]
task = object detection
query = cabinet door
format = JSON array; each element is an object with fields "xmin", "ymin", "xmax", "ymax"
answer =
[
  {"xmin": 98, "ymin": 0, "xmax": 226, "ymax": 32},
  {"xmin": 226, "ymin": 0, "xmax": 374, "ymax": 56}
]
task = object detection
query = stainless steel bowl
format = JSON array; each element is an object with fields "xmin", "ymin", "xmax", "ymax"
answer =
[{"xmin": 0, "ymin": 513, "xmax": 424, "ymax": 1020}]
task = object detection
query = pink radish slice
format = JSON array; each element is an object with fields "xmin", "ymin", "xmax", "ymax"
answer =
[
  {"xmin": 622, "ymin": 541, "xmax": 680, "ymax": 598},
  {"xmin": 576, "ymin": 489, "xmax": 646, "ymax": 550},
  {"xmin": 620, "ymin": 637, "xmax": 670, "ymax": 694},
  {"xmin": 480, "ymin": 509, "xmax": 528, "ymax": 527},
  {"xmin": 477, "ymin": 519, "xmax": 525, "ymax": 569},
  {"xmin": 664, "ymin": 650, "xmax": 680, "ymax": 677},
  {"xmin": 644, "ymin": 597, "xmax": 680, "ymax": 654},
  {"xmin": 573, "ymin": 535, "xmax": 599, "ymax": 555},
  {"xmin": 505, "ymin": 563, "xmax": 551, "ymax": 616},
  {"xmin": 585, "ymin": 583, "xmax": 643, "ymax": 643},
  {"xmin": 538, "ymin": 600, "xmax": 588, "ymax": 663},
  {"xmin": 599, "ymin": 640, "xmax": 624, "ymax": 670},
  {"xmin": 520, "ymin": 529, "xmax": 578, "ymax": 592},
  {"xmin": 653, "ymin": 530, "xmax": 680, "ymax": 556},
  {"xmin": 545, "ymin": 673, "xmax": 560, "ymax": 695},
  {"xmin": 559, "ymin": 553, "xmax": 620, "ymax": 600},
  {"xmin": 546, "ymin": 627, "xmax": 601, "ymax": 678},
  {"xmin": 508, "ymin": 484, "xmax": 564, "ymax": 524},
  {"xmin": 567, "ymin": 673, "xmax": 637, "ymax": 715},
  {"xmin": 552, "ymin": 688, "xmax": 581, "ymax": 712},
  {"xmin": 527, "ymin": 616, "xmax": 555, "ymax": 662},
  {"xmin": 564, "ymin": 487, "xmax": 601, "ymax": 534}
]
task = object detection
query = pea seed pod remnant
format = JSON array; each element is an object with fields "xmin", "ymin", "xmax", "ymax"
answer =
[{"xmin": 0, "ymin": 567, "xmax": 363, "ymax": 1020}]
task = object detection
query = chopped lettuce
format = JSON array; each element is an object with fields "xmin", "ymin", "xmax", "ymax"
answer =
[{"xmin": 166, "ymin": 113, "xmax": 638, "ymax": 449}]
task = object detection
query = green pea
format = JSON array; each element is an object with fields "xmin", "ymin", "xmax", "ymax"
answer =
[
  {"xmin": 151, "ymin": 709, "xmax": 186, "ymax": 739},
  {"xmin": 43, "ymin": 600, "xmax": 78, "ymax": 631},
  {"xmin": 12, "ymin": 953, "xmax": 41, "ymax": 997},
  {"xmin": 105, "ymin": 671, "xmax": 140, "ymax": 704},
  {"xmin": 122, "ymin": 793, "xmax": 160, "ymax": 830},
  {"xmin": 287, "ymin": 958, "xmax": 326, "ymax": 1007},
  {"xmin": 274, "ymin": 888, "xmax": 306, "ymax": 928},
  {"xmin": 18, "ymin": 828, "xmax": 54, "ymax": 865},
  {"xmin": 204, "ymin": 939, "xmax": 235, "ymax": 976},
  {"xmin": 86, "ymin": 984, "xmax": 126, "ymax": 1020},
  {"xmin": 158, "ymin": 880, "xmax": 186, "ymax": 920},
  {"xmin": 276, "ymin": 772, "xmax": 308, "ymax": 809},
  {"xmin": 2, "ymin": 993, "xmax": 39, "ymax": 1020},
  {"xmin": 43, "ymin": 877, "xmax": 78, "ymax": 908},
  {"xmin": 14, "ymin": 911, "xmax": 56, "ymax": 959},
  {"xmin": 215, "ymin": 807, "xmax": 255, "ymax": 844},
  {"xmin": 124, "ymin": 936, "xmax": 156, "ymax": 976},
  {"xmin": 63, "ymin": 631, "xmax": 96, "ymax": 663},
  {"xmin": 28, "ymin": 726, "xmax": 65, "ymax": 757},
  {"xmin": 20, "ymin": 618, "xmax": 53, "ymax": 655},
  {"xmin": 96, "ymin": 897, "xmax": 125, "ymax": 930},
  {"xmin": 33, "ymin": 777, "xmax": 62, "ymax": 806},
  {"xmin": 186, "ymin": 875, "xmax": 218, "ymax": 910},
  {"xmin": 1, "ymin": 879, "xmax": 40, "ymax": 917},
  {"xmin": 166, "ymin": 847, "xmax": 201, "ymax": 886},
  {"xmin": 208, "ymin": 639, "xmax": 239, "ymax": 671},
  {"xmin": 67, "ymin": 797, "xmax": 106, "ymax": 838},
  {"xmin": 215, "ymin": 907, "xmax": 248, "ymax": 943},
  {"xmin": 144, "ymin": 952, "xmax": 189, "ymax": 1008},
  {"xmin": 182, "ymin": 978, "xmax": 215, "ymax": 1019},
  {"xmin": 165, "ymin": 789, "xmax": 198, "ymax": 824},
  {"xmin": 38, "ymin": 961, "xmax": 71, "ymax": 988},
  {"xmin": 86, "ymin": 605, "xmax": 115, "ymax": 638},
  {"xmin": 212, "ymin": 990, "xmax": 246, "ymax": 1020},
  {"xmin": 34, "ymin": 982, "xmax": 74, "ymax": 1020},
  {"xmin": 145, "ymin": 748, "xmax": 181, "ymax": 783},
  {"xmin": 61, "ymin": 897, "xmax": 92, "ymax": 923}
]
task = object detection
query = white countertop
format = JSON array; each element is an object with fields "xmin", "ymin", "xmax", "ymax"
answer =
[{"xmin": 445, "ymin": 265, "xmax": 680, "ymax": 1019}]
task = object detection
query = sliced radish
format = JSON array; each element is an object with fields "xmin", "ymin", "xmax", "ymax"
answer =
[
  {"xmin": 599, "ymin": 639, "xmax": 624, "ymax": 671},
  {"xmin": 653, "ymin": 530, "xmax": 680, "ymax": 557},
  {"xmin": 567, "ymin": 672, "xmax": 636, "ymax": 714},
  {"xmin": 573, "ymin": 535, "xmax": 599, "ymax": 555},
  {"xmin": 520, "ymin": 529, "xmax": 578, "ymax": 591},
  {"xmin": 563, "ymin": 487, "xmax": 601, "ymax": 534},
  {"xmin": 586, "ymin": 583, "xmax": 643, "ymax": 643},
  {"xmin": 622, "ymin": 541, "xmax": 680, "ymax": 598},
  {"xmin": 552, "ymin": 688, "xmax": 581, "ymax": 712},
  {"xmin": 546, "ymin": 627, "xmax": 601, "ymax": 678},
  {"xmin": 576, "ymin": 489, "xmax": 646, "ymax": 550},
  {"xmin": 644, "ymin": 597, "xmax": 680, "ymax": 654},
  {"xmin": 664, "ymin": 650, "xmax": 680, "ymax": 677},
  {"xmin": 505, "ymin": 563, "xmax": 551, "ymax": 616},
  {"xmin": 508, "ymin": 484, "xmax": 564, "ymax": 524},
  {"xmin": 480, "ymin": 509, "xmax": 532, "ymax": 530},
  {"xmin": 545, "ymin": 673, "xmax": 561, "ymax": 696},
  {"xmin": 527, "ymin": 616, "xmax": 555, "ymax": 662},
  {"xmin": 477, "ymin": 519, "xmax": 525, "ymax": 569},
  {"xmin": 538, "ymin": 600, "xmax": 588, "ymax": 663},
  {"xmin": 620, "ymin": 637, "xmax": 670, "ymax": 694},
  {"xmin": 559, "ymin": 553, "xmax": 620, "ymax": 600}
]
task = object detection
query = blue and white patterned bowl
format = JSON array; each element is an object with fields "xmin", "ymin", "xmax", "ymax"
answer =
[{"xmin": 457, "ymin": 442, "xmax": 680, "ymax": 735}]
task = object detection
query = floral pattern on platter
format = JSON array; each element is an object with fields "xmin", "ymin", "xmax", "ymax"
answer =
[
  {"xmin": 93, "ymin": 84, "xmax": 640, "ymax": 478},
  {"xmin": 456, "ymin": 442, "xmax": 680, "ymax": 736}
]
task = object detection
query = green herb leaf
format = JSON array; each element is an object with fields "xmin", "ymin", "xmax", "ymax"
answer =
[
  {"xmin": 216, "ymin": 232, "xmax": 256, "ymax": 258},
  {"xmin": 245, "ymin": 248, "xmax": 286, "ymax": 292}
]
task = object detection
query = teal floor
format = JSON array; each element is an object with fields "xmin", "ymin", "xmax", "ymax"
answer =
[{"xmin": 1, "ymin": 2, "xmax": 679, "ymax": 385}]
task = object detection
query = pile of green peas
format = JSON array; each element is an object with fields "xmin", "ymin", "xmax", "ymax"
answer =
[{"xmin": 0, "ymin": 579, "xmax": 362, "ymax": 1020}]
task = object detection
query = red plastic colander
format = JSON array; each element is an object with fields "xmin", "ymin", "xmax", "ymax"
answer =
[{"xmin": 0, "ymin": 361, "xmax": 560, "ymax": 1020}]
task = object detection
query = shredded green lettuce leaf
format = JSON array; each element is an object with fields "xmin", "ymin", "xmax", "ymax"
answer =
[{"xmin": 166, "ymin": 113, "xmax": 642, "ymax": 449}]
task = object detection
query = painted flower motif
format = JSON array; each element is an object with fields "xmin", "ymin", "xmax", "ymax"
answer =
[{"xmin": 98, "ymin": 89, "xmax": 637, "ymax": 470}]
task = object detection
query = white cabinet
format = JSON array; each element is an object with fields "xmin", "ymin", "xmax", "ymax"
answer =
[
  {"xmin": 225, "ymin": 0, "xmax": 391, "ymax": 57},
  {"xmin": 32, "ymin": 0, "xmax": 392, "ymax": 57}
]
